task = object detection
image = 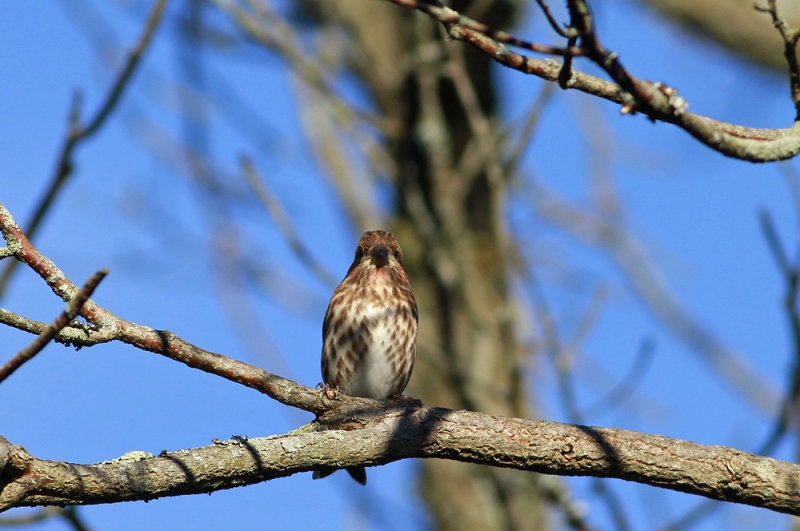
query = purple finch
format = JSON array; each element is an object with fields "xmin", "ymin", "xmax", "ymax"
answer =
[{"xmin": 313, "ymin": 230, "xmax": 418, "ymax": 485}]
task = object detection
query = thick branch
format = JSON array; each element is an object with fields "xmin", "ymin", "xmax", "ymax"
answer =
[
  {"xmin": 0, "ymin": 403, "xmax": 797, "ymax": 515},
  {"xmin": 1, "ymin": 200, "xmax": 795, "ymax": 517}
]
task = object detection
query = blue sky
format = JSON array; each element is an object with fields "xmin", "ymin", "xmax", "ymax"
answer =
[{"xmin": 0, "ymin": 1, "xmax": 796, "ymax": 530}]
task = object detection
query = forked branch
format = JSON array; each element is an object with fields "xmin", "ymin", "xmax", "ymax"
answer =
[{"xmin": 381, "ymin": 0, "xmax": 800, "ymax": 162}]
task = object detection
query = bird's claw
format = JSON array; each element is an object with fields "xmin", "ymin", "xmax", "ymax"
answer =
[
  {"xmin": 388, "ymin": 394, "xmax": 422, "ymax": 408},
  {"xmin": 321, "ymin": 384, "xmax": 338, "ymax": 400}
]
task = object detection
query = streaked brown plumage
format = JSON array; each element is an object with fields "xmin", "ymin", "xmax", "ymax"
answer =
[{"xmin": 313, "ymin": 230, "xmax": 418, "ymax": 485}]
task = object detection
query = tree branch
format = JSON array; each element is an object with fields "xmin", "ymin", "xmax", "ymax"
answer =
[
  {"xmin": 1, "ymin": 201, "xmax": 796, "ymax": 517},
  {"xmin": 755, "ymin": 0, "xmax": 800, "ymax": 119},
  {"xmin": 380, "ymin": 0, "xmax": 800, "ymax": 162},
  {"xmin": 0, "ymin": 200, "xmax": 325, "ymax": 415},
  {"xmin": 0, "ymin": 268, "xmax": 108, "ymax": 384},
  {"xmin": 0, "ymin": 403, "xmax": 797, "ymax": 515}
]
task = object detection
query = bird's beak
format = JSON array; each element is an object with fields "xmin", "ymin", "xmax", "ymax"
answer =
[{"xmin": 371, "ymin": 246, "xmax": 390, "ymax": 268}]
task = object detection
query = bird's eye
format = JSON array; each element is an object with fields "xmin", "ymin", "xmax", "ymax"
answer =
[
  {"xmin": 394, "ymin": 250, "xmax": 401, "ymax": 260},
  {"xmin": 355, "ymin": 246, "xmax": 364, "ymax": 260}
]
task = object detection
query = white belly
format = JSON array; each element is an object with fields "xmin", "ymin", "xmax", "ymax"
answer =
[{"xmin": 345, "ymin": 303, "xmax": 398, "ymax": 398}]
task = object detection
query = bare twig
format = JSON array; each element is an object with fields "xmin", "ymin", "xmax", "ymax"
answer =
[
  {"xmin": 755, "ymin": 0, "xmax": 800, "ymax": 119},
  {"xmin": 504, "ymin": 82, "xmax": 555, "ymax": 177},
  {"xmin": 0, "ymin": 269, "xmax": 108, "ymax": 385},
  {"xmin": 528, "ymin": 183, "xmax": 780, "ymax": 412},
  {"xmin": 293, "ymin": 79, "xmax": 384, "ymax": 231},
  {"xmin": 537, "ymin": 476, "xmax": 597, "ymax": 531},
  {"xmin": 0, "ymin": 0, "xmax": 169, "ymax": 298},
  {"xmin": 209, "ymin": 0, "xmax": 396, "ymax": 209},
  {"xmin": 240, "ymin": 156, "xmax": 339, "ymax": 288},
  {"xmin": 535, "ymin": 0, "xmax": 576, "ymax": 39},
  {"xmin": 759, "ymin": 210, "xmax": 800, "ymax": 454},
  {"xmin": 558, "ymin": 35, "xmax": 578, "ymax": 89},
  {"xmin": 388, "ymin": 0, "xmax": 583, "ymax": 57},
  {"xmin": 0, "ymin": 506, "xmax": 87, "ymax": 530},
  {"xmin": 584, "ymin": 338, "xmax": 656, "ymax": 416},
  {"xmin": 444, "ymin": 41, "xmax": 506, "ymax": 194}
]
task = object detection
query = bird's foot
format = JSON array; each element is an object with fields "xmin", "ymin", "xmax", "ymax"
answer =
[
  {"xmin": 388, "ymin": 394, "xmax": 422, "ymax": 408},
  {"xmin": 319, "ymin": 383, "xmax": 338, "ymax": 400}
]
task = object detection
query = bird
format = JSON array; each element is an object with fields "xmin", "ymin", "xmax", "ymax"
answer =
[{"xmin": 313, "ymin": 230, "xmax": 418, "ymax": 485}]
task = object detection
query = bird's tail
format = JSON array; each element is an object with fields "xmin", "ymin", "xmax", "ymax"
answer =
[{"xmin": 312, "ymin": 466, "xmax": 367, "ymax": 485}]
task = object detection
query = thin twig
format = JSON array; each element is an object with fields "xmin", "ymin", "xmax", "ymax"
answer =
[
  {"xmin": 755, "ymin": 0, "xmax": 800, "ymax": 119},
  {"xmin": 0, "ymin": 506, "xmax": 87, "ymax": 528},
  {"xmin": 504, "ymin": 82, "xmax": 555, "ymax": 177},
  {"xmin": 390, "ymin": 0, "xmax": 583, "ymax": 57},
  {"xmin": 535, "ymin": 0, "xmax": 576, "ymax": 38},
  {"xmin": 584, "ymin": 338, "xmax": 656, "ymax": 416},
  {"xmin": 444, "ymin": 40, "xmax": 506, "ymax": 194},
  {"xmin": 558, "ymin": 35, "xmax": 578, "ymax": 89},
  {"xmin": 59, "ymin": 506, "xmax": 90, "ymax": 531},
  {"xmin": 537, "ymin": 476, "xmax": 598, "ymax": 531},
  {"xmin": 528, "ymin": 183, "xmax": 779, "ymax": 412},
  {"xmin": 240, "ymin": 156, "xmax": 339, "ymax": 288},
  {"xmin": 761, "ymin": 209, "xmax": 792, "ymax": 276},
  {"xmin": 0, "ymin": 0, "xmax": 169, "ymax": 299},
  {"xmin": 0, "ymin": 269, "xmax": 108, "ymax": 384},
  {"xmin": 759, "ymin": 210, "xmax": 800, "ymax": 455}
]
